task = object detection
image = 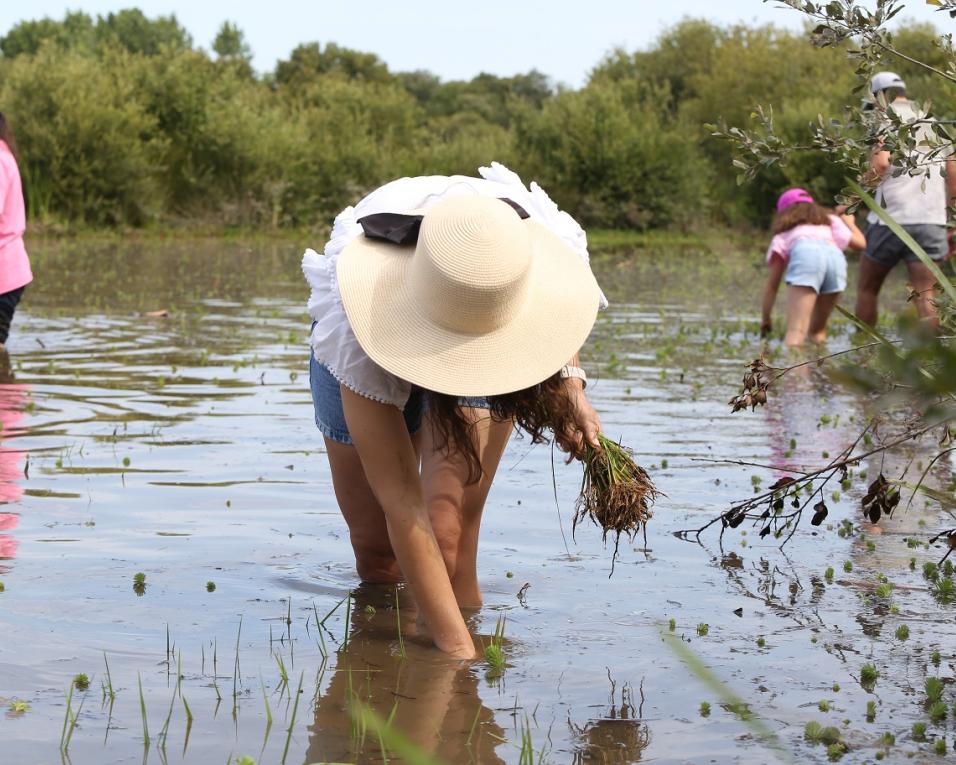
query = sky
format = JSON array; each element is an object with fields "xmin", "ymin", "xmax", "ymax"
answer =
[{"xmin": 0, "ymin": 1, "xmax": 949, "ymax": 86}]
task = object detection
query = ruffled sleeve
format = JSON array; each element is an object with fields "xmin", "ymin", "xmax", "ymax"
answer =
[
  {"xmin": 479, "ymin": 162, "xmax": 608, "ymax": 309},
  {"xmin": 302, "ymin": 205, "xmax": 413, "ymax": 408}
]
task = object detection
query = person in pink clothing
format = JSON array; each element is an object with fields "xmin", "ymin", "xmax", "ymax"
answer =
[
  {"xmin": 0, "ymin": 113, "xmax": 31, "ymax": 349},
  {"xmin": 760, "ymin": 188, "xmax": 866, "ymax": 346}
]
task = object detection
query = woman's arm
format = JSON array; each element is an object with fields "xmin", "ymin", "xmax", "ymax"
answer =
[
  {"xmin": 840, "ymin": 214, "xmax": 867, "ymax": 251},
  {"xmin": 340, "ymin": 387, "xmax": 475, "ymax": 658},
  {"xmin": 554, "ymin": 353, "xmax": 601, "ymax": 456},
  {"xmin": 761, "ymin": 255, "xmax": 786, "ymax": 336}
]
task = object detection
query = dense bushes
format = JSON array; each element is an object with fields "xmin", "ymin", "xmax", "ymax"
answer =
[{"xmin": 0, "ymin": 10, "xmax": 949, "ymax": 231}]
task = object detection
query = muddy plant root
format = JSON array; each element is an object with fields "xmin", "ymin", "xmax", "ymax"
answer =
[{"xmin": 574, "ymin": 434, "xmax": 660, "ymax": 562}]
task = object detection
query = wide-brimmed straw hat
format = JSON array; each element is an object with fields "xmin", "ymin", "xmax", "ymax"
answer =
[{"xmin": 336, "ymin": 195, "xmax": 602, "ymax": 397}]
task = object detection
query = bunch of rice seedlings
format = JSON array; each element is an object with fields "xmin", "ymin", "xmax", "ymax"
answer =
[{"xmin": 574, "ymin": 434, "xmax": 659, "ymax": 557}]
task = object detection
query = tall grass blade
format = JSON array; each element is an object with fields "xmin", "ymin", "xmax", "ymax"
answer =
[
  {"xmin": 59, "ymin": 683, "xmax": 74, "ymax": 751},
  {"xmin": 661, "ymin": 627, "xmax": 797, "ymax": 764},
  {"xmin": 280, "ymin": 671, "xmax": 304, "ymax": 765},
  {"xmin": 395, "ymin": 586, "xmax": 406, "ymax": 660},
  {"xmin": 103, "ymin": 652, "xmax": 116, "ymax": 702},
  {"xmin": 137, "ymin": 672, "xmax": 150, "ymax": 748},
  {"xmin": 351, "ymin": 702, "xmax": 448, "ymax": 765}
]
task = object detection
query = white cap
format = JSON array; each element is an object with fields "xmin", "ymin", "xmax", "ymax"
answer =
[{"xmin": 870, "ymin": 71, "xmax": 906, "ymax": 94}]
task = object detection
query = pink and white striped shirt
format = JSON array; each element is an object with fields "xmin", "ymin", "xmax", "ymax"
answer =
[{"xmin": 0, "ymin": 140, "xmax": 31, "ymax": 295}]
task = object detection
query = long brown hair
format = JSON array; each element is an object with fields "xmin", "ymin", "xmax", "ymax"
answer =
[
  {"xmin": 426, "ymin": 372, "xmax": 580, "ymax": 483},
  {"xmin": 0, "ymin": 112, "xmax": 17, "ymax": 158},
  {"xmin": 772, "ymin": 201, "xmax": 832, "ymax": 234}
]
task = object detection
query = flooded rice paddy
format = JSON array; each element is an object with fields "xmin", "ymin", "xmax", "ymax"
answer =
[{"xmin": 1, "ymin": 236, "xmax": 954, "ymax": 764}]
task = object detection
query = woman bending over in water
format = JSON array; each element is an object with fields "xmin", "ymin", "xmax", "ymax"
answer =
[{"xmin": 302, "ymin": 163, "xmax": 606, "ymax": 658}]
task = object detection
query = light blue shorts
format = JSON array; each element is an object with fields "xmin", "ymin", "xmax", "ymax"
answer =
[
  {"xmin": 785, "ymin": 238, "xmax": 847, "ymax": 295},
  {"xmin": 309, "ymin": 354, "xmax": 489, "ymax": 446}
]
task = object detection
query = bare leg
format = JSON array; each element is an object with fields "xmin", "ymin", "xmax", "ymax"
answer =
[
  {"xmin": 855, "ymin": 255, "xmax": 893, "ymax": 326},
  {"xmin": 808, "ymin": 292, "xmax": 842, "ymax": 344},
  {"xmin": 421, "ymin": 408, "xmax": 512, "ymax": 609},
  {"xmin": 324, "ymin": 431, "xmax": 422, "ymax": 583},
  {"xmin": 784, "ymin": 285, "xmax": 818, "ymax": 346},
  {"xmin": 904, "ymin": 259, "xmax": 940, "ymax": 331}
]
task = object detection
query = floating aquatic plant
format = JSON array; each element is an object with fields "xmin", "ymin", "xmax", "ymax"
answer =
[
  {"xmin": 931, "ymin": 576, "xmax": 954, "ymax": 604},
  {"xmin": 926, "ymin": 677, "xmax": 944, "ymax": 705},
  {"xmin": 484, "ymin": 617, "xmax": 506, "ymax": 679},
  {"xmin": 699, "ymin": 701, "xmax": 711, "ymax": 717},
  {"xmin": 206, "ymin": 581, "xmax": 216, "ymax": 592},
  {"xmin": 912, "ymin": 721, "xmax": 927, "ymax": 741},
  {"xmin": 574, "ymin": 434, "xmax": 659, "ymax": 562},
  {"xmin": 73, "ymin": 674, "xmax": 89, "ymax": 691},
  {"xmin": 826, "ymin": 742, "xmax": 846, "ymax": 760},
  {"xmin": 928, "ymin": 701, "xmax": 947, "ymax": 724},
  {"xmin": 133, "ymin": 572, "xmax": 146, "ymax": 596},
  {"xmin": 860, "ymin": 663, "xmax": 878, "ymax": 688}
]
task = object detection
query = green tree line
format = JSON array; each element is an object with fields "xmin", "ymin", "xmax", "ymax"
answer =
[{"xmin": 0, "ymin": 8, "xmax": 951, "ymax": 231}]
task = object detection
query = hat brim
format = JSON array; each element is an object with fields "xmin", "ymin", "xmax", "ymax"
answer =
[{"xmin": 336, "ymin": 219, "xmax": 601, "ymax": 397}]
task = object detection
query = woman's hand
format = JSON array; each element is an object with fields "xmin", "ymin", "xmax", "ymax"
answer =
[{"xmin": 555, "ymin": 380, "xmax": 601, "ymax": 458}]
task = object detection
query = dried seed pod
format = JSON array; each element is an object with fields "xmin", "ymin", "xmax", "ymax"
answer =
[
  {"xmin": 770, "ymin": 477, "xmax": 795, "ymax": 490},
  {"xmin": 811, "ymin": 502, "xmax": 828, "ymax": 526}
]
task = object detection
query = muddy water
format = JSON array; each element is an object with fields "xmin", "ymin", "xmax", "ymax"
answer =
[{"xmin": 0, "ymin": 237, "xmax": 953, "ymax": 765}]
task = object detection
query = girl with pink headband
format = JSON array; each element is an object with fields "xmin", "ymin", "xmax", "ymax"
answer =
[{"xmin": 761, "ymin": 188, "xmax": 865, "ymax": 346}]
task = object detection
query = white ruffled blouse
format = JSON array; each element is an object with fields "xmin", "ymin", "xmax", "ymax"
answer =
[{"xmin": 302, "ymin": 162, "xmax": 607, "ymax": 408}]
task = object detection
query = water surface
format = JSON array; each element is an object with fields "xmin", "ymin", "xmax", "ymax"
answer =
[{"xmin": 0, "ymin": 237, "xmax": 953, "ymax": 764}]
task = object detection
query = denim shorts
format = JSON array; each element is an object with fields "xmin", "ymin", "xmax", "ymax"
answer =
[
  {"xmin": 309, "ymin": 354, "xmax": 490, "ymax": 445},
  {"xmin": 785, "ymin": 238, "xmax": 847, "ymax": 295},
  {"xmin": 864, "ymin": 223, "xmax": 948, "ymax": 268}
]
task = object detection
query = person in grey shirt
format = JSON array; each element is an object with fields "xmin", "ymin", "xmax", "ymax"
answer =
[{"xmin": 855, "ymin": 71, "xmax": 956, "ymax": 330}]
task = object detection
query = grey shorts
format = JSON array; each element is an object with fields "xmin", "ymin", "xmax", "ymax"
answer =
[{"xmin": 864, "ymin": 223, "xmax": 948, "ymax": 268}]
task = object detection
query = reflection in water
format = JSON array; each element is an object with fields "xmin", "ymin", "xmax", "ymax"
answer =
[
  {"xmin": 762, "ymin": 362, "xmax": 849, "ymax": 476},
  {"xmin": 306, "ymin": 584, "xmax": 505, "ymax": 764},
  {"xmin": 0, "ymin": 349, "xmax": 28, "ymax": 569},
  {"xmin": 569, "ymin": 672, "xmax": 650, "ymax": 764}
]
